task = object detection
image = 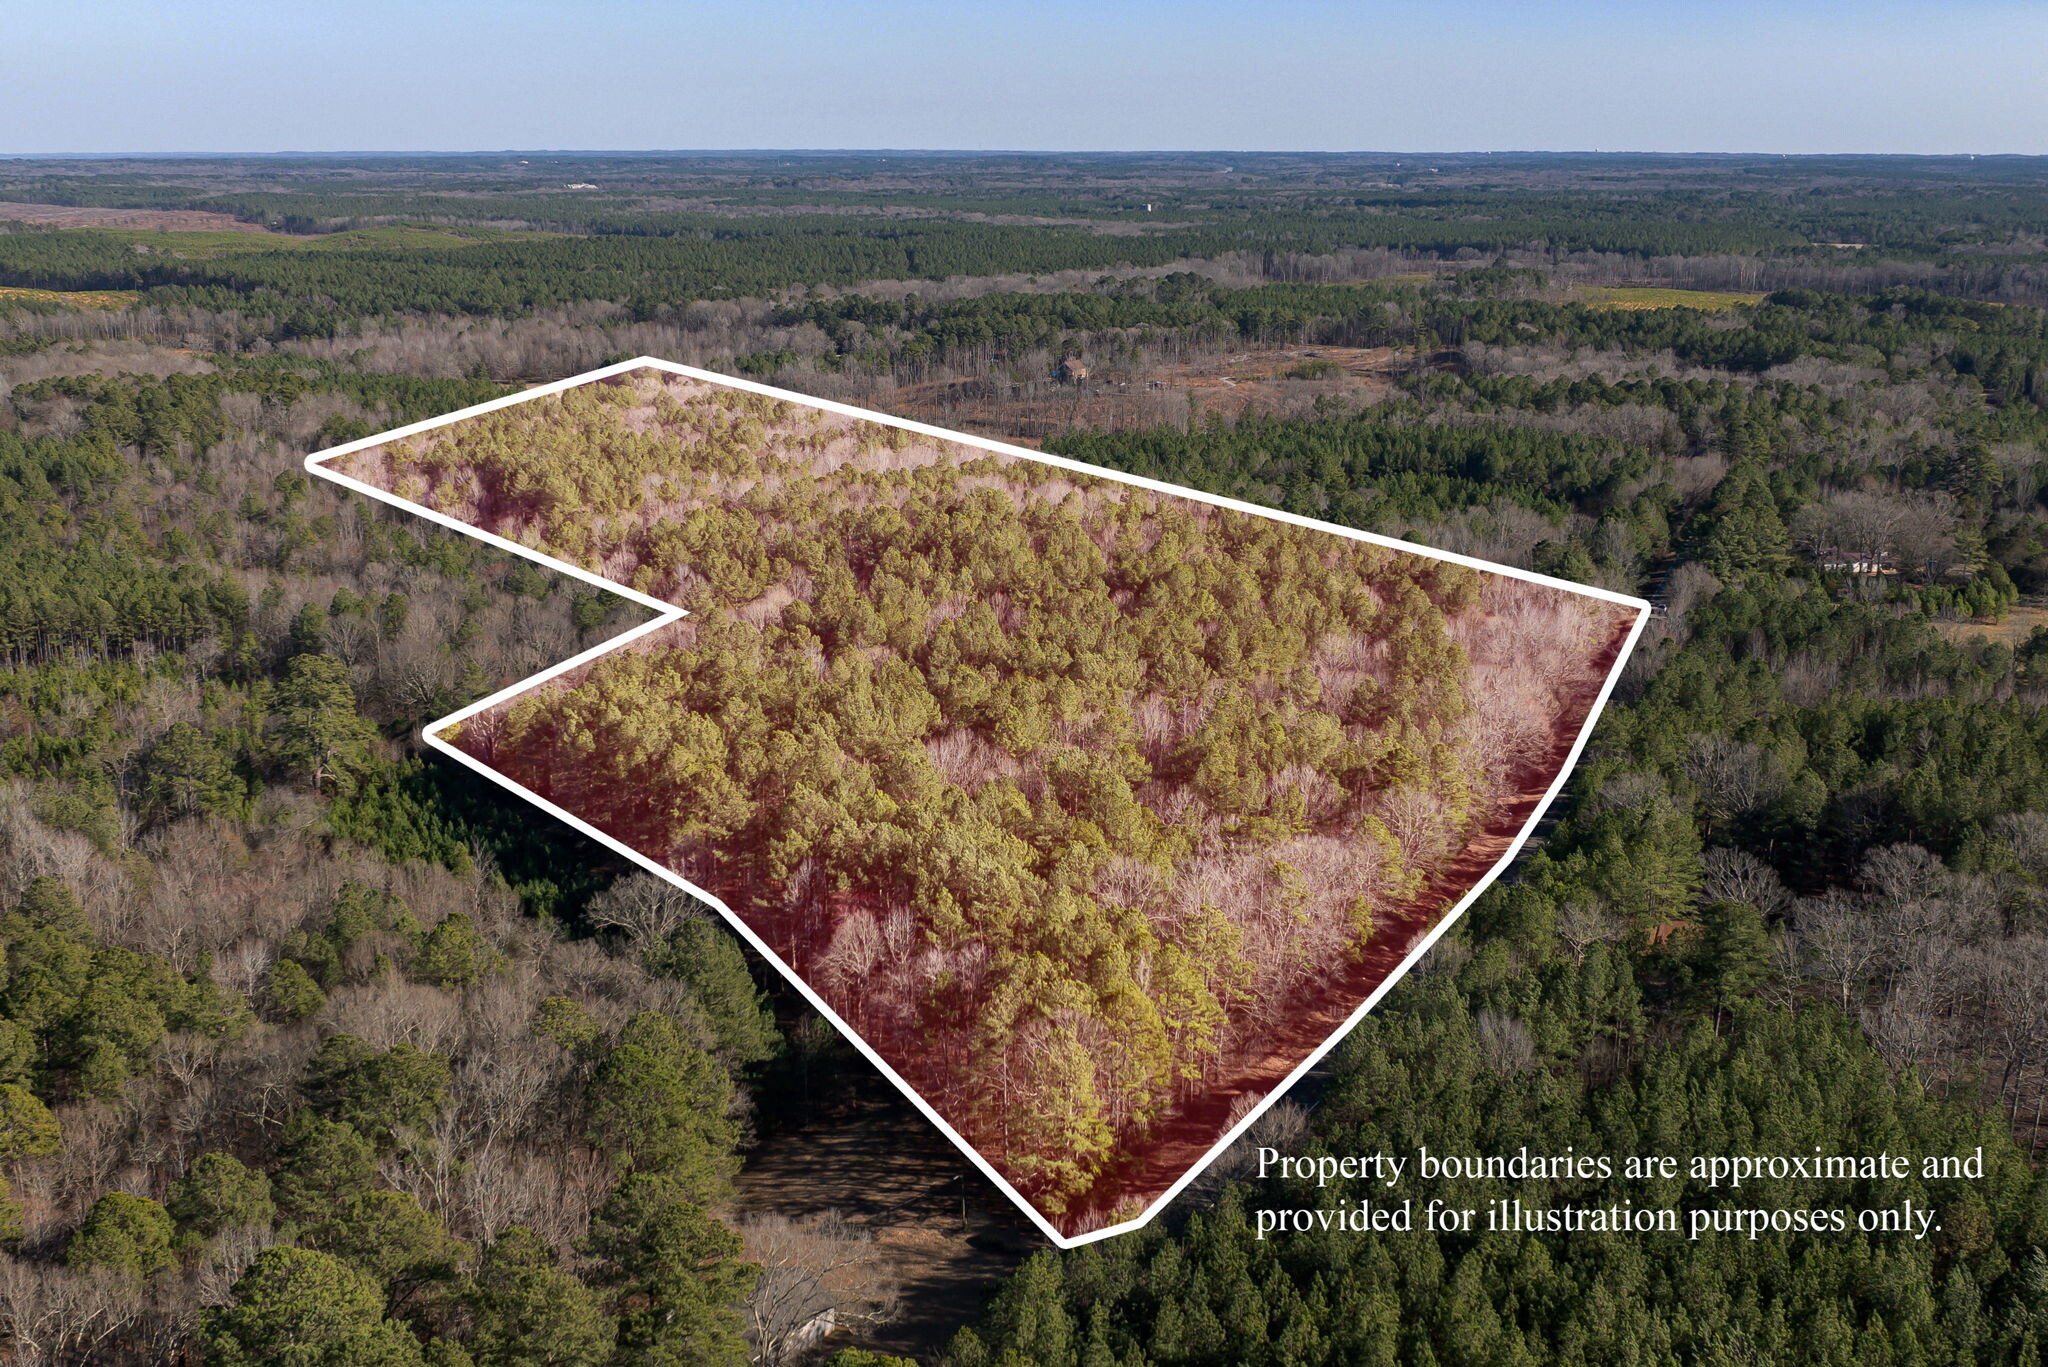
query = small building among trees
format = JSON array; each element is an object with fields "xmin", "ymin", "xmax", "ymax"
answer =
[{"xmin": 1814, "ymin": 549, "xmax": 1900, "ymax": 576}]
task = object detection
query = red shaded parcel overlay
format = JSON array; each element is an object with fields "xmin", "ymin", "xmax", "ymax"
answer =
[{"xmin": 312, "ymin": 360, "xmax": 1644, "ymax": 1243}]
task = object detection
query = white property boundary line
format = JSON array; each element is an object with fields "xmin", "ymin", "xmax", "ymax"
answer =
[{"xmin": 306, "ymin": 356, "xmax": 1651, "ymax": 1249}]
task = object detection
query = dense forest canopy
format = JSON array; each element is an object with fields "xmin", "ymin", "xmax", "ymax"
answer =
[
  {"xmin": 0, "ymin": 149, "xmax": 2040, "ymax": 1364},
  {"xmin": 332, "ymin": 370, "xmax": 1626, "ymax": 1231},
  {"xmin": 4, "ymin": 152, "xmax": 2048, "ymax": 340}
]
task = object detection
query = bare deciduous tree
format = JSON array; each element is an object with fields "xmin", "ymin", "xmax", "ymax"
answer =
[
  {"xmin": 1556, "ymin": 902, "xmax": 1622, "ymax": 965},
  {"xmin": 1683, "ymin": 735, "xmax": 1786, "ymax": 829},
  {"xmin": 1701, "ymin": 847, "xmax": 1791, "ymax": 916},
  {"xmin": 1793, "ymin": 892, "xmax": 1884, "ymax": 1014},
  {"xmin": 585, "ymin": 872, "xmax": 704, "ymax": 947},
  {"xmin": 0, "ymin": 1258, "xmax": 144, "ymax": 1367},
  {"xmin": 738, "ymin": 1213, "xmax": 898, "ymax": 1367},
  {"xmin": 1476, "ymin": 1009, "xmax": 1537, "ymax": 1076}
]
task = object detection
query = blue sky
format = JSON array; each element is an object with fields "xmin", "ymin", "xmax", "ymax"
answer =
[{"xmin": 7, "ymin": 0, "xmax": 2045, "ymax": 155}]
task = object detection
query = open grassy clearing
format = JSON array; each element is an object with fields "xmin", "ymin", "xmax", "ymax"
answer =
[
  {"xmin": 0, "ymin": 284, "xmax": 143, "ymax": 309},
  {"xmin": 1933, "ymin": 599, "xmax": 2048, "ymax": 648}
]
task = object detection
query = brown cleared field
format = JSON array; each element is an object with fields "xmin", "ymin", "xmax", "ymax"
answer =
[
  {"xmin": 893, "ymin": 344, "xmax": 1408, "ymax": 444},
  {"xmin": 0, "ymin": 201, "xmax": 273, "ymax": 233},
  {"xmin": 1933, "ymin": 600, "xmax": 2048, "ymax": 648}
]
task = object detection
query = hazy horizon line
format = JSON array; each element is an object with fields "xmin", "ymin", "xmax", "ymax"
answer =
[{"xmin": 3, "ymin": 148, "xmax": 2045, "ymax": 161}]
